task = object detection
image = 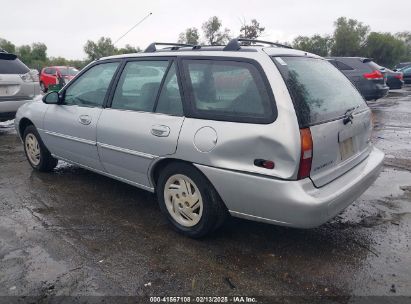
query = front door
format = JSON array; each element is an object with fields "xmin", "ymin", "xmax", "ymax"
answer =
[
  {"xmin": 42, "ymin": 61, "xmax": 121, "ymax": 170},
  {"xmin": 97, "ymin": 59, "xmax": 185, "ymax": 188}
]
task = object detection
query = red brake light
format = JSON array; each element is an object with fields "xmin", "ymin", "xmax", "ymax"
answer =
[
  {"xmin": 363, "ymin": 70, "xmax": 383, "ymax": 80},
  {"xmin": 395, "ymin": 74, "xmax": 403, "ymax": 80},
  {"xmin": 298, "ymin": 128, "xmax": 313, "ymax": 180}
]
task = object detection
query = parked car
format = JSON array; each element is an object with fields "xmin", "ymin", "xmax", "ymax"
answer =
[
  {"xmin": 385, "ymin": 68, "xmax": 404, "ymax": 89},
  {"xmin": 0, "ymin": 50, "xmax": 41, "ymax": 122},
  {"xmin": 39, "ymin": 66, "xmax": 79, "ymax": 92},
  {"xmin": 326, "ymin": 57, "xmax": 389, "ymax": 101},
  {"xmin": 399, "ymin": 66, "xmax": 411, "ymax": 84},
  {"xmin": 394, "ymin": 62, "xmax": 411, "ymax": 70},
  {"xmin": 15, "ymin": 39, "xmax": 384, "ymax": 237}
]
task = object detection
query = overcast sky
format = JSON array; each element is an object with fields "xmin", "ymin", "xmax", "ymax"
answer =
[{"xmin": 1, "ymin": 0, "xmax": 410, "ymax": 59}]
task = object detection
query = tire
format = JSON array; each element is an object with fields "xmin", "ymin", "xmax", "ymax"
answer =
[
  {"xmin": 156, "ymin": 162, "xmax": 228, "ymax": 238},
  {"xmin": 40, "ymin": 82, "xmax": 47, "ymax": 93},
  {"xmin": 23, "ymin": 125, "xmax": 58, "ymax": 172}
]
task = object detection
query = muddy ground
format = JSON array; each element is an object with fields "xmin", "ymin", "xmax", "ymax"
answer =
[{"xmin": 0, "ymin": 87, "xmax": 410, "ymax": 303}]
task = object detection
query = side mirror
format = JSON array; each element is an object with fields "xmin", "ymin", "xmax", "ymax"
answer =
[{"xmin": 42, "ymin": 91, "xmax": 61, "ymax": 104}]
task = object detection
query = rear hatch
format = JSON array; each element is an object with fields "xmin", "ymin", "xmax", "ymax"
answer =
[
  {"xmin": 363, "ymin": 59, "xmax": 387, "ymax": 85},
  {"xmin": 0, "ymin": 52, "xmax": 36, "ymax": 100},
  {"xmin": 272, "ymin": 56, "xmax": 372, "ymax": 187}
]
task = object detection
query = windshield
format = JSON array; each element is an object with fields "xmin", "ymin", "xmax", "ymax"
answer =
[
  {"xmin": 272, "ymin": 56, "xmax": 367, "ymax": 127},
  {"xmin": 59, "ymin": 67, "xmax": 79, "ymax": 76}
]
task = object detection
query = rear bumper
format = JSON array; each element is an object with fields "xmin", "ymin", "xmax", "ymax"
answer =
[
  {"xmin": 0, "ymin": 97, "xmax": 40, "ymax": 121},
  {"xmin": 387, "ymin": 79, "xmax": 404, "ymax": 90},
  {"xmin": 195, "ymin": 147, "xmax": 384, "ymax": 228},
  {"xmin": 363, "ymin": 84, "xmax": 389, "ymax": 101}
]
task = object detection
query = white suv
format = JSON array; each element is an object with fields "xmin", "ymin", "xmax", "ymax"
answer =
[{"xmin": 0, "ymin": 51, "xmax": 41, "ymax": 122}]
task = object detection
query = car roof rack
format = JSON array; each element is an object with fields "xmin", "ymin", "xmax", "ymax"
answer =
[
  {"xmin": 223, "ymin": 38, "xmax": 293, "ymax": 51},
  {"xmin": 144, "ymin": 42, "xmax": 197, "ymax": 53}
]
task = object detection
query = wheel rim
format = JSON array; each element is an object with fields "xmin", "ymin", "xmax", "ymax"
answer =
[
  {"xmin": 164, "ymin": 174, "xmax": 203, "ymax": 227},
  {"xmin": 25, "ymin": 133, "xmax": 41, "ymax": 166}
]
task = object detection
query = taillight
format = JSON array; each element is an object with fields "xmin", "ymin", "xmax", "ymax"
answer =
[
  {"xmin": 395, "ymin": 74, "xmax": 403, "ymax": 80},
  {"xmin": 363, "ymin": 70, "xmax": 383, "ymax": 80},
  {"xmin": 298, "ymin": 128, "xmax": 313, "ymax": 180},
  {"xmin": 20, "ymin": 70, "xmax": 39, "ymax": 82}
]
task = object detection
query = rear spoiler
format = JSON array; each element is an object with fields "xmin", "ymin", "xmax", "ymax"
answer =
[
  {"xmin": 0, "ymin": 52, "xmax": 18, "ymax": 60},
  {"xmin": 361, "ymin": 58, "xmax": 373, "ymax": 63}
]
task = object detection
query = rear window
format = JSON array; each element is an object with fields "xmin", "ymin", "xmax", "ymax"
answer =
[
  {"xmin": 182, "ymin": 59, "xmax": 276, "ymax": 123},
  {"xmin": 59, "ymin": 67, "xmax": 79, "ymax": 76},
  {"xmin": 273, "ymin": 56, "xmax": 367, "ymax": 127},
  {"xmin": 365, "ymin": 60, "xmax": 383, "ymax": 70},
  {"xmin": 0, "ymin": 58, "xmax": 30, "ymax": 74}
]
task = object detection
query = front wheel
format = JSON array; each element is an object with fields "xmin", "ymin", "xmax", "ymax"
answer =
[
  {"xmin": 156, "ymin": 162, "xmax": 228, "ymax": 238},
  {"xmin": 23, "ymin": 125, "xmax": 58, "ymax": 172}
]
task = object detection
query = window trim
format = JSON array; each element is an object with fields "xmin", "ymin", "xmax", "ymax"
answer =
[
  {"xmin": 59, "ymin": 59, "xmax": 123, "ymax": 108},
  {"xmin": 177, "ymin": 56, "xmax": 277, "ymax": 124}
]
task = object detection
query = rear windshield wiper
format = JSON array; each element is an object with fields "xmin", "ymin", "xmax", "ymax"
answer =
[{"xmin": 343, "ymin": 105, "xmax": 359, "ymax": 125}]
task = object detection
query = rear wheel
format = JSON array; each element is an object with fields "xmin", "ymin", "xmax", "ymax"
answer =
[
  {"xmin": 156, "ymin": 162, "xmax": 228, "ymax": 238},
  {"xmin": 23, "ymin": 125, "xmax": 57, "ymax": 172}
]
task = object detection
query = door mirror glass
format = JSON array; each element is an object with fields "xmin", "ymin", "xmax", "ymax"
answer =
[{"xmin": 42, "ymin": 91, "xmax": 60, "ymax": 104}]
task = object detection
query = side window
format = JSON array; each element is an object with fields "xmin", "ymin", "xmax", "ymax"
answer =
[
  {"xmin": 155, "ymin": 62, "xmax": 183, "ymax": 116},
  {"xmin": 49, "ymin": 68, "xmax": 56, "ymax": 75},
  {"xmin": 111, "ymin": 60, "xmax": 169, "ymax": 112},
  {"xmin": 64, "ymin": 62, "xmax": 119, "ymax": 107},
  {"xmin": 336, "ymin": 61, "xmax": 354, "ymax": 71},
  {"xmin": 183, "ymin": 59, "xmax": 274, "ymax": 122}
]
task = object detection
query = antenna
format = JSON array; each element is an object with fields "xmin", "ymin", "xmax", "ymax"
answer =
[{"xmin": 114, "ymin": 12, "xmax": 152, "ymax": 45}]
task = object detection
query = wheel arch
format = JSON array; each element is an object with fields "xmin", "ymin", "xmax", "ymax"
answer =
[
  {"xmin": 150, "ymin": 158, "xmax": 191, "ymax": 188},
  {"xmin": 19, "ymin": 118, "xmax": 35, "ymax": 138}
]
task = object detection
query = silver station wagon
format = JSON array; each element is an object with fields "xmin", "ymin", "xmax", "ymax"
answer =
[{"xmin": 15, "ymin": 39, "xmax": 384, "ymax": 237}]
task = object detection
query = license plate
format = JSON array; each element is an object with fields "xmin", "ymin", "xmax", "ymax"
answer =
[{"xmin": 340, "ymin": 137, "xmax": 354, "ymax": 161}]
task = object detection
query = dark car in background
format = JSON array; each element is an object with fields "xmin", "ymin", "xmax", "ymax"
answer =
[
  {"xmin": 327, "ymin": 57, "xmax": 389, "ymax": 101},
  {"xmin": 399, "ymin": 66, "xmax": 411, "ymax": 84},
  {"xmin": 385, "ymin": 68, "xmax": 404, "ymax": 89},
  {"xmin": 394, "ymin": 62, "xmax": 411, "ymax": 70}
]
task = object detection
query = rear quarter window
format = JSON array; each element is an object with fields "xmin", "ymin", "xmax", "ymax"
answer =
[
  {"xmin": 182, "ymin": 59, "xmax": 276, "ymax": 124},
  {"xmin": 273, "ymin": 56, "xmax": 367, "ymax": 127},
  {"xmin": 0, "ymin": 58, "xmax": 30, "ymax": 74}
]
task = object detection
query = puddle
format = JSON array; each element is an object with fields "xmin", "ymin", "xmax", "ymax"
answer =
[{"xmin": 361, "ymin": 168, "xmax": 411, "ymax": 201}]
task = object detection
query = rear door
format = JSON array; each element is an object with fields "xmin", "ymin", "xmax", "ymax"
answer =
[
  {"xmin": 96, "ymin": 58, "xmax": 185, "ymax": 188},
  {"xmin": 273, "ymin": 56, "xmax": 371, "ymax": 187}
]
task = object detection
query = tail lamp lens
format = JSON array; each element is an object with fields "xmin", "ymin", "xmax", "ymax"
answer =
[
  {"xmin": 363, "ymin": 70, "xmax": 383, "ymax": 80},
  {"xmin": 298, "ymin": 128, "xmax": 313, "ymax": 179}
]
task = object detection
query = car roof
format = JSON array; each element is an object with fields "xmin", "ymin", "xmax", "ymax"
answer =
[
  {"xmin": 101, "ymin": 46, "xmax": 319, "ymax": 61},
  {"xmin": 100, "ymin": 38, "xmax": 320, "ymax": 61}
]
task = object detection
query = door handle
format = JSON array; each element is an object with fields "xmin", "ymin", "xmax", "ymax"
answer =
[
  {"xmin": 78, "ymin": 115, "xmax": 91, "ymax": 125},
  {"xmin": 151, "ymin": 125, "xmax": 170, "ymax": 137}
]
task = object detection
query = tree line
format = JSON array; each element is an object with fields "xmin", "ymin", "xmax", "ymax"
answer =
[{"xmin": 1, "ymin": 16, "xmax": 410, "ymax": 71}]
